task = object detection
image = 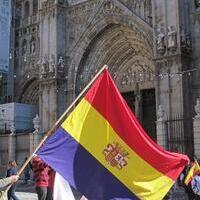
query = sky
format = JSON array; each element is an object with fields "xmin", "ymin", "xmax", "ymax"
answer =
[{"xmin": 0, "ymin": 0, "xmax": 11, "ymax": 73}]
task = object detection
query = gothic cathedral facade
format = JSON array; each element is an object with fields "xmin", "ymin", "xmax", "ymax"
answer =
[{"xmin": 12, "ymin": 0, "xmax": 200, "ymax": 157}]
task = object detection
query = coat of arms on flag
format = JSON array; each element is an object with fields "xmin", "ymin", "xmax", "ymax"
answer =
[{"xmin": 103, "ymin": 142, "xmax": 129, "ymax": 169}]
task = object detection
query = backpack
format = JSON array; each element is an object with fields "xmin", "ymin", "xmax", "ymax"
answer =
[{"xmin": 191, "ymin": 175, "xmax": 200, "ymax": 196}]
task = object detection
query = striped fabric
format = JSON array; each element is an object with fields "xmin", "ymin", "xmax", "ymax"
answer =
[{"xmin": 37, "ymin": 69, "xmax": 189, "ymax": 200}]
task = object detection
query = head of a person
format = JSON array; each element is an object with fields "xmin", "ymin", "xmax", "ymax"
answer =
[
  {"xmin": 32, "ymin": 155, "xmax": 42, "ymax": 163},
  {"xmin": 10, "ymin": 160, "xmax": 17, "ymax": 167},
  {"xmin": 8, "ymin": 161, "xmax": 12, "ymax": 167}
]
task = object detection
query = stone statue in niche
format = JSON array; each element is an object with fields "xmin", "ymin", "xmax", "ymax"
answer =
[
  {"xmin": 186, "ymin": 34, "xmax": 192, "ymax": 48},
  {"xmin": 33, "ymin": 114, "xmax": 40, "ymax": 133},
  {"xmin": 103, "ymin": 1, "xmax": 114, "ymax": 11},
  {"xmin": 41, "ymin": 56, "xmax": 48, "ymax": 76},
  {"xmin": 167, "ymin": 26, "xmax": 177, "ymax": 51},
  {"xmin": 180, "ymin": 29, "xmax": 186, "ymax": 46},
  {"xmin": 180, "ymin": 29, "xmax": 192, "ymax": 52},
  {"xmin": 156, "ymin": 28, "xmax": 166, "ymax": 55},
  {"xmin": 22, "ymin": 40, "xmax": 27, "ymax": 55},
  {"xmin": 157, "ymin": 105, "xmax": 165, "ymax": 121},
  {"xmin": 15, "ymin": 49, "xmax": 19, "ymax": 57},
  {"xmin": 49, "ymin": 55, "xmax": 55, "ymax": 73},
  {"xmin": 195, "ymin": 0, "xmax": 200, "ymax": 8},
  {"xmin": 30, "ymin": 40, "xmax": 36, "ymax": 54},
  {"xmin": 58, "ymin": 56, "xmax": 65, "ymax": 69},
  {"xmin": 195, "ymin": 98, "xmax": 200, "ymax": 118}
]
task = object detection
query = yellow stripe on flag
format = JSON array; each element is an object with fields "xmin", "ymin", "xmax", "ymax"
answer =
[{"xmin": 61, "ymin": 99, "xmax": 174, "ymax": 200}]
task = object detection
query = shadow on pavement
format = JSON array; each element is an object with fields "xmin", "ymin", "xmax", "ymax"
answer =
[{"xmin": 16, "ymin": 180, "xmax": 36, "ymax": 193}]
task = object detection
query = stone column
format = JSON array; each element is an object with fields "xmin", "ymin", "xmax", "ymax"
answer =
[
  {"xmin": 39, "ymin": 2, "xmax": 67, "ymax": 131},
  {"xmin": 30, "ymin": 133, "xmax": 40, "ymax": 154},
  {"xmin": 134, "ymin": 83, "xmax": 141, "ymax": 120},
  {"xmin": 30, "ymin": 114, "xmax": 41, "ymax": 154},
  {"xmin": 8, "ymin": 122, "xmax": 16, "ymax": 161},
  {"xmin": 156, "ymin": 105, "xmax": 167, "ymax": 149},
  {"xmin": 30, "ymin": 0, "xmax": 33, "ymax": 16},
  {"xmin": 193, "ymin": 98, "xmax": 200, "ymax": 158}
]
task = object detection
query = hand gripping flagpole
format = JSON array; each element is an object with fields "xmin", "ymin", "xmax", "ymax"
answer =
[{"xmin": 3, "ymin": 64, "xmax": 108, "ymax": 196}]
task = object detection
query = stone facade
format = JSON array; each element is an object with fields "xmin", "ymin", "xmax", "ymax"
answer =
[
  {"xmin": 9, "ymin": 0, "xmax": 200, "ymax": 158},
  {"xmin": 0, "ymin": 132, "xmax": 41, "ymax": 175}
]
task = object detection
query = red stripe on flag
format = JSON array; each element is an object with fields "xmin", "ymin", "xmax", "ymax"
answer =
[{"xmin": 85, "ymin": 69, "xmax": 189, "ymax": 181}]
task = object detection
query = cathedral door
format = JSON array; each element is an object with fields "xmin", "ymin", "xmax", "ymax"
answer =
[
  {"xmin": 122, "ymin": 89, "xmax": 156, "ymax": 142},
  {"xmin": 122, "ymin": 92, "xmax": 135, "ymax": 113},
  {"xmin": 141, "ymin": 89, "xmax": 156, "ymax": 141}
]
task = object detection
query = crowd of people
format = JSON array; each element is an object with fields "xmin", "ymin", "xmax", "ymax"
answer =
[
  {"xmin": 0, "ymin": 157, "xmax": 200, "ymax": 200},
  {"xmin": 182, "ymin": 160, "xmax": 200, "ymax": 200},
  {"xmin": 0, "ymin": 156, "xmax": 54, "ymax": 200},
  {"xmin": 164, "ymin": 159, "xmax": 200, "ymax": 200}
]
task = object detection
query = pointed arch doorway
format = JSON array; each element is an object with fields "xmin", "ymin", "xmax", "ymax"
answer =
[{"xmin": 74, "ymin": 24, "xmax": 156, "ymax": 141}]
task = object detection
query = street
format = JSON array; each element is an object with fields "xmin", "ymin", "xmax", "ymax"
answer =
[
  {"xmin": 14, "ymin": 181, "xmax": 189, "ymax": 200},
  {"xmin": 15, "ymin": 181, "xmax": 37, "ymax": 200},
  {"xmin": 16, "ymin": 192, "xmax": 37, "ymax": 200}
]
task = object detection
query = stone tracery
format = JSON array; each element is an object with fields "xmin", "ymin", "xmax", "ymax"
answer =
[{"xmin": 74, "ymin": 24, "xmax": 154, "ymax": 94}]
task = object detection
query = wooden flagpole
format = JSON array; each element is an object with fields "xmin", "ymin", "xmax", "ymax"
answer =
[{"xmin": 3, "ymin": 64, "xmax": 108, "ymax": 195}]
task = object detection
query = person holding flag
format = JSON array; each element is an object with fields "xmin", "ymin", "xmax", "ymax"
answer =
[
  {"xmin": 0, "ymin": 176, "xmax": 19, "ymax": 188},
  {"xmin": 0, "ymin": 176, "xmax": 19, "ymax": 200},
  {"xmin": 184, "ymin": 159, "xmax": 200, "ymax": 199},
  {"xmin": 191, "ymin": 174, "xmax": 200, "ymax": 197},
  {"xmin": 184, "ymin": 160, "xmax": 200, "ymax": 186}
]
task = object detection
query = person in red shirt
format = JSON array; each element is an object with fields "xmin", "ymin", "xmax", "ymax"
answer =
[
  {"xmin": 46, "ymin": 167, "xmax": 55, "ymax": 200},
  {"xmin": 32, "ymin": 156, "xmax": 50, "ymax": 200}
]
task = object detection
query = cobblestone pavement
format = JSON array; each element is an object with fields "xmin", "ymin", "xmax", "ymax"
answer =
[
  {"xmin": 16, "ymin": 191, "xmax": 37, "ymax": 200},
  {"xmin": 15, "ymin": 181, "xmax": 37, "ymax": 200},
  {"xmin": 172, "ymin": 186, "xmax": 189, "ymax": 200},
  {"xmin": 15, "ymin": 181, "xmax": 189, "ymax": 200},
  {"xmin": 15, "ymin": 182, "xmax": 82, "ymax": 200}
]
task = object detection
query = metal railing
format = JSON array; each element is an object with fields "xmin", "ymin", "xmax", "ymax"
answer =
[{"xmin": 165, "ymin": 115, "xmax": 193, "ymax": 156}]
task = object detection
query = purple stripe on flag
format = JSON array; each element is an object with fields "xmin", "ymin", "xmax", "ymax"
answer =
[{"xmin": 37, "ymin": 128, "xmax": 139, "ymax": 200}]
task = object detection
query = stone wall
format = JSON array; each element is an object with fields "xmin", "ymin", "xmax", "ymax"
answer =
[
  {"xmin": 0, "ymin": 132, "xmax": 42, "ymax": 177},
  {"xmin": 0, "ymin": 135, "xmax": 9, "ymax": 176}
]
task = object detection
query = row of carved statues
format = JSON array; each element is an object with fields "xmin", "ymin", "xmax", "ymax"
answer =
[
  {"xmin": 40, "ymin": 55, "xmax": 65, "ymax": 77},
  {"xmin": 156, "ymin": 26, "xmax": 191, "ymax": 55},
  {"xmin": 156, "ymin": 26, "xmax": 177, "ymax": 54}
]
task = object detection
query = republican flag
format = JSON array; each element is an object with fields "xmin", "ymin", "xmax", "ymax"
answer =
[{"xmin": 36, "ymin": 69, "xmax": 189, "ymax": 200}]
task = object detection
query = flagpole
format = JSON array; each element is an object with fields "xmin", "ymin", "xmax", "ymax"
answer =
[
  {"xmin": 3, "ymin": 64, "xmax": 108, "ymax": 195},
  {"xmin": 195, "ymin": 159, "xmax": 199, "ymax": 167}
]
